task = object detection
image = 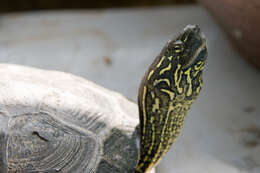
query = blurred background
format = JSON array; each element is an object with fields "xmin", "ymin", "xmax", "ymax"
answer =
[
  {"xmin": 0, "ymin": 0, "xmax": 260, "ymax": 173},
  {"xmin": 0, "ymin": 0, "xmax": 194, "ymax": 11},
  {"xmin": 0, "ymin": 0, "xmax": 259, "ymax": 68}
]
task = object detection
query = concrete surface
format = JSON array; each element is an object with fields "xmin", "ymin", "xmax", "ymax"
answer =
[{"xmin": 0, "ymin": 5, "xmax": 260, "ymax": 173}]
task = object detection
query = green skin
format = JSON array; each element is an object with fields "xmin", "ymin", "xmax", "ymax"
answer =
[{"xmin": 135, "ymin": 25, "xmax": 207, "ymax": 173}]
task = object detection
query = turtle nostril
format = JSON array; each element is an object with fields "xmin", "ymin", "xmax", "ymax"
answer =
[
  {"xmin": 193, "ymin": 26, "xmax": 200, "ymax": 34},
  {"xmin": 183, "ymin": 24, "xmax": 202, "ymax": 37}
]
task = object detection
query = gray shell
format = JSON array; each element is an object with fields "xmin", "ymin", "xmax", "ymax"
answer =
[{"xmin": 0, "ymin": 64, "xmax": 142, "ymax": 173}]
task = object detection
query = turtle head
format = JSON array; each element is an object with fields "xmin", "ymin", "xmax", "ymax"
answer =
[
  {"xmin": 136, "ymin": 25, "xmax": 207, "ymax": 173},
  {"xmin": 162, "ymin": 24, "xmax": 207, "ymax": 100}
]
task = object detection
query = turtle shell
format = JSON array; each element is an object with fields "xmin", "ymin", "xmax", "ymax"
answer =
[{"xmin": 0, "ymin": 64, "xmax": 140, "ymax": 173}]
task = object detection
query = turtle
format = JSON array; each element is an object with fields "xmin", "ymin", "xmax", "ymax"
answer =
[{"xmin": 0, "ymin": 24, "xmax": 207, "ymax": 173}]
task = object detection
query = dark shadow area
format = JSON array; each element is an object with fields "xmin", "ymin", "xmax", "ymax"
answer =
[{"xmin": 0, "ymin": 0, "xmax": 195, "ymax": 13}]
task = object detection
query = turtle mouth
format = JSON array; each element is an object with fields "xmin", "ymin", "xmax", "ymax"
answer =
[
  {"xmin": 183, "ymin": 25, "xmax": 207, "ymax": 68},
  {"xmin": 184, "ymin": 39, "xmax": 206, "ymax": 68}
]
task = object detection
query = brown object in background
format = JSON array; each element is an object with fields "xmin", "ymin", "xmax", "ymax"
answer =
[
  {"xmin": 0, "ymin": 0, "xmax": 195, "ymax": 12},
  {"xmin": 197, "ymin": 0, "xmax": 260, "ymax": 69}
]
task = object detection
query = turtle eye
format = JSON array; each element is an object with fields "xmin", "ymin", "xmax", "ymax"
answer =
[{"xmin": 173, "ymin": 40, "xmax": 184, "ymax": 53}]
